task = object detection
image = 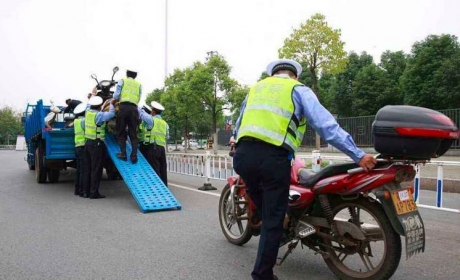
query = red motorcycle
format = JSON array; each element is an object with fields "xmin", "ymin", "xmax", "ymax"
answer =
[{"xmin": 218, "ymin": 105, "xmax": 459, "ymax": 280}]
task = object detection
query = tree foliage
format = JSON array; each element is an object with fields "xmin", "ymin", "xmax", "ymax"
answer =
[
  {"xmin": 278, "ymin": 13, "xmax": 348, "ymax": 95},
  {"xmin": 0, "ymin": 106, "xmax": 23, "ymax": 145},
  {"xmin": 401, "ymin": 34, "xmax": 460, "ymax": 109}
]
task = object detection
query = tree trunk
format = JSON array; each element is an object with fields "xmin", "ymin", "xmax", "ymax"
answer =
[
  {"xmin": 310, "ymin": 68, "xmax": 321, "ymax": 151},
  {"xmin": 184, "ymin": 116, "xmax": 189, "ymax": 153}
]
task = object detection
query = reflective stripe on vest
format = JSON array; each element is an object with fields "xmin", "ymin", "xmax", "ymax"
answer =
[
  {"xmin": 120, "ymin": 78, "xmax": 141, "ymax": 105},
  {"xmin": 151, "ymin": 117, "xmax": 167, "ymax": 146},
  {"xmin": 74, "ymin": 118, "xmax": 86, "ymax": 147},
  {"xmin": 84, "ymin": 110, "xmax": 106, "ymax": 140},
  {"xmin": 236, "ymin": 76, "xmax": 303, "ymax": 153}
]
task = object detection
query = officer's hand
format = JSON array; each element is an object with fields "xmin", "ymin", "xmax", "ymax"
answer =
[
  {"xmin": 110, "ymin": 99, "xmax": 117, "ymax": 105},
  {"xmin": 358, "ymin": 154, "xmax": 377, "ymax": 172}
]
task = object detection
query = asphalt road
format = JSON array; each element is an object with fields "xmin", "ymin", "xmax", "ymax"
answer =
[{"xmin": 1, "ymin": 151, "xmax": 460, "ymax": 280}]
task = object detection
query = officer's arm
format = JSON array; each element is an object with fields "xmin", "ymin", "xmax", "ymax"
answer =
[
  {"xmin": 166, "ymin": 123, "xmax": 170, "ymax": 140},
  {"xmin": 113, "ymin": 80, "xmax": 123, "ymax": 100},
  {"xmin": 233, "ymin": 95, "xmax": 248, "ymax": 139},
  {"xmin": 294, "ymin": 86, "xmax": 365, "ymax": 163},
  {"xmin": 95, "ymin": 104, "xmax": 115, "ymax": 125},
  {"xmin": 139, "ymin": 108, "xmax": 153, "ymax": 129},
  {"xmin": 139, "ymin": 84, "xmax": 142, "ymax": 101}
]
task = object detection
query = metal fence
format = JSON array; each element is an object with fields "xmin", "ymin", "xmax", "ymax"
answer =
[{"xmin": 167, "ymin": 152, "xmax": 460, "ymax": 213}]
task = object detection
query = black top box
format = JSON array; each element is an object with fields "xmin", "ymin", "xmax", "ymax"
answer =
[{"xmin": 372, "ymin": 105, "xmax": 459, "ymax": 160}]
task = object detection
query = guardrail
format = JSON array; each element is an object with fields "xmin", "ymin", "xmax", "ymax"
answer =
[
  {"xmin": 167, "ymin": 152, "xmax": 460, "ymax": 213},
  {"xmin": 0, "ymin": 145, "xmax": 16, "ymax": 150}
]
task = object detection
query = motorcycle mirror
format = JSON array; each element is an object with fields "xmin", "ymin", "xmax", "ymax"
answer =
[
  {"xmin": 91, "ymin": 73, "xmax": 97, "ymax": 80},
  {"xmin": 111, "ymin": 66, "xmax": 119, "ymax": 80}
]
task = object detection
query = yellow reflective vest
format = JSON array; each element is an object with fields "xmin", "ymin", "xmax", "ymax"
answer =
[
  {"xmin": 120, "ymin": 78, "xmax": 141, "ymax": 105},
  {"xmin": 236, "ymin": 76, "xmax": 306, "ymax": 153},
  {"xmin": 84, "ymin": 110, "xmax": 106, "ymax": 140},
  {"xmin": 141, "ymin": 116, "xmax": 167, "ymax": 147},
  {"xmin": 74, "ymin": 117, "xmax": 86, "ymax": 147}
]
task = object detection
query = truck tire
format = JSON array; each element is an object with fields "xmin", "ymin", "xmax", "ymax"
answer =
[
  {"xmin": 48, "ymin": 169, "xmax": 60, "ymax": 183},
  {"xmin": 35, "ymin": 146, "xmax": 47, "ymax": 183}
]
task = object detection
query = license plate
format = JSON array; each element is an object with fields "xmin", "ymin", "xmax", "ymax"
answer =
[{"xmin": 391, "ymin": 189, "xmax": 418, "ymax": 215}]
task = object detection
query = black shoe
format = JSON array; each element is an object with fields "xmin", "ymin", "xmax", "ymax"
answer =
[
  {"xmin": 83, "ymin": 193, "xmax": 90, "ymax": 198},
  {"xmin": 116, "ymin": 152, "xmax": 127, "ymax": 161},
  {"xmin": 74, "ymin": 190, "xmax": 80, "ymax": 196},
  {"xmin": 90, "ymin": 193, "xmax": 106, "ymax": 199},
  {"xmin": 130, "ymin": 154, "xmax": 138, "ymax": 164},
  {"xmin": 79, "ymin": 193, "xmax": 84, "ymax": 197}
]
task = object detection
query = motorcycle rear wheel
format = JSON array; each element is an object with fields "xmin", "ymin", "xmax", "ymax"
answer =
[
  {"xmin": 322, "ymin": 196, "xmax": 401, "ymax": 280},
  {"xmin": 218, "ymin": 184, "xmax": 252, "ymax": 246}
]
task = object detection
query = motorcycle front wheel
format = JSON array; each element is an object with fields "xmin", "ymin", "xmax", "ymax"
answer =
[
  {"xmin": 322, "ymin": 196, "xmax": 402, "ymax": 280},
  {"xmin": 218, "ymin": 184, "xmax": 252, "ymax": 246}
]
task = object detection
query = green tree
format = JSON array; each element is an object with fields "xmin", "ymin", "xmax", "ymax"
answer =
[
  {"xmin": 187, "ymin": 53, "xmax": 238, "ymax": 153},
  {"xmin": 227, "ymin": 84, "xmax": 250, "ymax": 123},
  {"xmin": 0, "ymin": 106, "xmax": 23, "ymax": 145},
  {"xmin": 278, "ymin": 13, "xmax": 348, "ymax": 95},
  {"xmin": 327, "ymin": 52, "xmax": 374, "ymax": 116},
  {"xmin": 379, "ymin": 50, "xmax": 407, "ymax": 104},
  {"xmin": 145, "ymin": 88, "xmax": 165, "ymax": 106},
  {"xmin": 351, "ymin": 64, "xmax": 397, "ymax": 115},
  {"xmin": 401, "ymin": 34, "xmax": 460, "ymax": 109},
  {"xmin": 278, "ymin": 13, "xmax": 348, "ymax": 149}
]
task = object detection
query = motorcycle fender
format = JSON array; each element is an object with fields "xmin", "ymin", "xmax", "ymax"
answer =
[
  {"xmin": 226, "ymin": 176, "xmax": 239, "ymax": 186},
  {"xmin": 375, "ymin": 191, "xmax": 405, "ymax": 236}
]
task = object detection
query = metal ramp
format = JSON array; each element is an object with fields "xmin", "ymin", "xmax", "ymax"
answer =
[{"xmin": 104, "ymin": 134, "xmax": 182, "ymax": 213}]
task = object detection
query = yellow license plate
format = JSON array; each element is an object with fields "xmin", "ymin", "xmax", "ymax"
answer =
[{"xmin": 391, "ymin": 189, "xmax": 418, "ymax": 215}]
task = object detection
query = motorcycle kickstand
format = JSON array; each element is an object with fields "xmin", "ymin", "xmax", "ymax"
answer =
[{"xmin": 276, "ymin": 238, "xmax": 299, "ymax": 266}]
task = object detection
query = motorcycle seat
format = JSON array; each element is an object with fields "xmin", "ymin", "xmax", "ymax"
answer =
[{"xmin": 300, "ymin": 162, "xmax": 359, "ymax": 188}]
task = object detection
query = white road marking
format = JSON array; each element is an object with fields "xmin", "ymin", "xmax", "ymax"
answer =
[{"xmin": 169, "ymin": 183, "xmax": 221, "ymax": 197}]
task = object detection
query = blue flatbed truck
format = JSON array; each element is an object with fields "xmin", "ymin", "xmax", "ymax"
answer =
[
  {"xmin": 24, "ymin": 99, "xmax": 77, "ymax": 183},
  {"xmin": 23, "ymin": 98, "xmax": 181, "ymax": 212}
]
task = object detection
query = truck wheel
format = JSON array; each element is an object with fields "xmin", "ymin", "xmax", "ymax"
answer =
[
  {"xmin": 48, "ymin": 169, "xmax": 60, "ymax": 183},
  {"xmin": 35, "ymin": 147, "xmax": 47, "ymax": 183}
]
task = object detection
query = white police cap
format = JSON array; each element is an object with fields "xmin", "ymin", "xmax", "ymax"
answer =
[
  {"xmin": 151, "ymin": 101, "xmax": 165, "ymax": 111},
  {"xmin": 141, "ymin": 103, "xmax": 152, "ymax": 114},
  {"xmin": 266, "ymin": 59, "xmax": 302, "ymax": 77},
  {"xmin": 88, "ymin": 96, "xmax": 103, "ymax": 106},
  {"xmin": 73, "ymin": 103, "xmax": 87, "ymax": 115}
]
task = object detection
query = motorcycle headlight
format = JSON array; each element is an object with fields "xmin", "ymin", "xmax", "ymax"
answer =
[{"xmin": 100, "ymin": 81, "xmax": 111, "ymax": 87}]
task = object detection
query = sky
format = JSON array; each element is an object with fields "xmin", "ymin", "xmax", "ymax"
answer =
[{"xmin": 1, "ymin": 0, "xmax": 460, "ymax": 111}]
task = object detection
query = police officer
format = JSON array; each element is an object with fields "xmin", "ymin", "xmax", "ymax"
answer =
[
  {"xmin": 82, "ymin": 96, "xmax": 116, "ymax": 199},
  {"xmin": 113, "ymin": 70, "xmax": 142, "ymax": 164},
  {"xmin": 73, "ymin": 103, "xmax": 87, "ymax": 196},
  {"xmin": 137, "ymin": 101, "xmax": 169, "ymax": 185},
  {"xmin": 232, "ymin": 59, "xmax": 377, "ymax": 280},
  {"xmin": 138, "ymin": 103, "xmax": 155, "ymax": 168}
]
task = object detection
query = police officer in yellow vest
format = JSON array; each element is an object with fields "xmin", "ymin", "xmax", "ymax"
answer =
[
  {"xmin": 81, "ymin": 96, "xmax": 116, "ymax": 199},
  {"xmin": 138, "ymin": 101, "xmax": 169, "ymax": 185},
  {"xmin": 233, "ymin": 59, "xmax": 377, "ymax": 280},
  {"xmin": 137, "ymin": 103, "xmax": 155, "ymax": 168},
  {"xmin": 73, "ymin": 103, "xmax": 87, "ymax": 197},
  {"xmin": 113, "ymin": 70, "xmax": 142, "ymax": 163}
]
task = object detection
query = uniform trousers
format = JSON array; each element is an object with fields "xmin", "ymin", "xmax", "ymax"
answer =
[
  {"xmin": 75, "ymin": 146, "xmax": 85, "ymax": 194},
  {"xmin": 152, "ymin": 145, "xmax": 168, "ymax": 185},
  {"xmin": 233, "ymin": 138, "xmax": 291, "ymax": 280},
  {"xmin": 83, "ymin": 139, "xmax": 106, "ymax": 196},
  {"xmin": 116, "ymin": 102, "xmax": 139, "ymax": 154},
  {"xmin": 139, "ymin": 143, "xmax": 155, "ymax": 168}
]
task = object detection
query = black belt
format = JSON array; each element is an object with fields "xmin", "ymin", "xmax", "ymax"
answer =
[{"xmin": 238, "ymin": 137, "xmax": 265, "ymax": 143}]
